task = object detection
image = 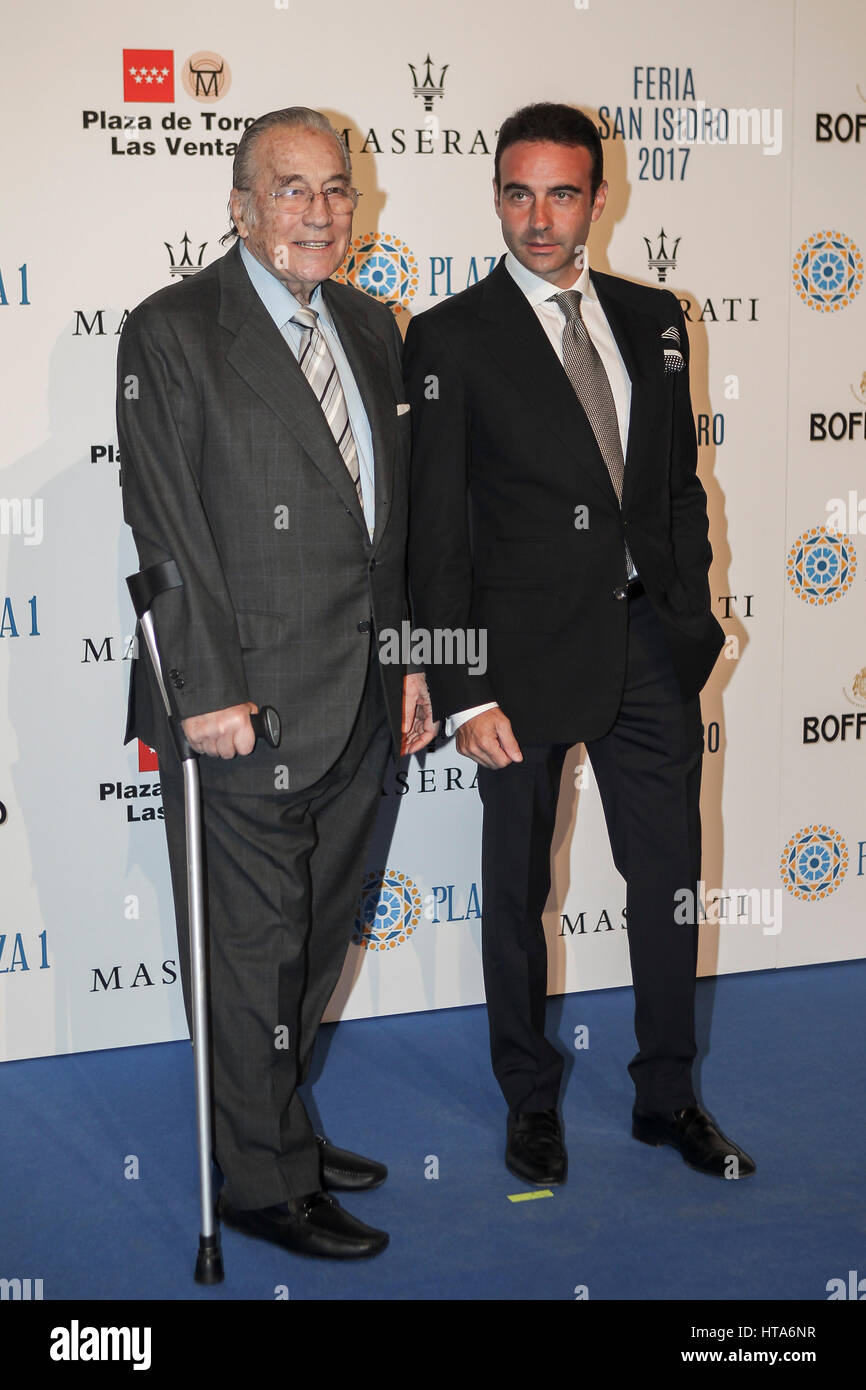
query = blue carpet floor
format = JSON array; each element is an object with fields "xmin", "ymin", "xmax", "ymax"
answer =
[{"xmin": 1, "ymin": 961, "xmax": 863, "ymax": 1303}]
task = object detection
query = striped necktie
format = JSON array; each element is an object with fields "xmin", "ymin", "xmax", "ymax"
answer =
[{"xmin": 291, "ymin": 307, "xmax": 363, "ymax": 509}]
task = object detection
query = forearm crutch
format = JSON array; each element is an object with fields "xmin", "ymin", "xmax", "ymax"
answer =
[{"xmin": 126, "ymin": 560, "xmax": 281, "ymax": 1285}]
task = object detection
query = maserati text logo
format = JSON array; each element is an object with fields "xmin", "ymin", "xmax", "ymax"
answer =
[{"xmin": 645, "ymin": 231, "xmax": 758, "ymax": 320}]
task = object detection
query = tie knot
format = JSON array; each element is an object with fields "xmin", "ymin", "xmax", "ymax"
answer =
[
  {"xmin": 291, "ymin": 307, "xmax": 318, "ymax": 332},
  {"xmin": 550, "ymin": 289, "xmax": 583, "ymax": 322}
]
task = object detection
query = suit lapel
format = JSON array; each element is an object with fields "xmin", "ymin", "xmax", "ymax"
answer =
[
  {"xmin": 478, "ymin": 263, "xmax": 620, "ymax": 509},
  {"xmin": 218, "ymin": 247, "xmax": 368, "ymax": 535},
  {"xmin": 589, "ymin": 271, "xmax": 663, "ymax": 510},
  {"xmin": 323, "ymin": 281, "xmax": 396, "ymax": 551}
]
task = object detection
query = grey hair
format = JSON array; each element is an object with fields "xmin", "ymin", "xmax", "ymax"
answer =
[{"xmin": 221, "ymin": 107, "xmax": 352, "ymax": 244}]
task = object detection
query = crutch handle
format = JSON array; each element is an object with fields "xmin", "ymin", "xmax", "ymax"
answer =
[
  {"xmin": 250, "ymin": 705, "xmax": 281, "ymax": 748},
  {"xmin": 126, "ymin": 563, "xmax": 282, "ymax": 757}
]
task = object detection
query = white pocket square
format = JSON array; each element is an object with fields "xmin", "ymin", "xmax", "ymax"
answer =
[
  {"xmin": 661, "ymin": 325, "xmax": 684, "ymax": 372},
  {"xmin": 396, "ymin": 402, "xmax": 411, "ymax": 415}
]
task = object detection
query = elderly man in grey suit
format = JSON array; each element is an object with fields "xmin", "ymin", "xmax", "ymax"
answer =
[{"xmin": 117, "ymin": 107, "xmax": 436, "ymax": 1260}]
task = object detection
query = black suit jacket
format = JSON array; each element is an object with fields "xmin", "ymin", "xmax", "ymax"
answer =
[
  {"xmin": 118, "ymin": 241, "xmax": 411, "ymax": 792},
  {"xmin": 404, "ymin": 258, "xmax": 724, "ymax": 744}
]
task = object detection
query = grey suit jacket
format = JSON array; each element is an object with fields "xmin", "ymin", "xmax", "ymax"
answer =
[{"xmin": 117, "ymin": 241, "xmax": 410, "ymax": 793}]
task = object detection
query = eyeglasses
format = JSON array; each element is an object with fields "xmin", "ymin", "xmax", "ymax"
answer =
[{"xmin": 267, "ymin": 185, "xmax": 361, "ymax": 214}]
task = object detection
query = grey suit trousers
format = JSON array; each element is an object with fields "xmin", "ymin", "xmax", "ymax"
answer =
[{"xmin": 158, "ymin": 647, "xmax": 390, "ymax": 1208}]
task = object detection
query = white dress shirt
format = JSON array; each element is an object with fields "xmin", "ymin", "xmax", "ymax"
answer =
[
  {"xmin": 239, "ymin": 240, "xmax": 376, "ymax": 538},
  {"xmin": 447, "ymin": 250, "xmax": 633, "ymax": 736}
]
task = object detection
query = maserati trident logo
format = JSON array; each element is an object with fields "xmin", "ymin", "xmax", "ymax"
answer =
[
  {"xmin": 409, "ymin": 55, "xmax": 448, "ymax": 112},
  {"xmin": 644, "ymin": 228, "xmax": 680, "ymax": 283},
  {"xmin": 165, "ymin": 232, "xmax": 207, "ymax": 279}
]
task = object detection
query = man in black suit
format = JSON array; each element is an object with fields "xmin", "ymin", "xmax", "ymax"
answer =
[
  {"xmin": 405, "ymin": 103, "xmax": 754, "ymax": 1185},
  {"xmin": 118, "ymin": 107, "xmax": 436, "ymax": 1259}
]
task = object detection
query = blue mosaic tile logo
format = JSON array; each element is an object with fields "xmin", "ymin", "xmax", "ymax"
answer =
[
  {"xmin": 780, "ymin": 825, "xmax": 848, "ymax": 901},
  {"xmin": 353, "ymin": 868, "xmax": 423, "ymax": 951},
  {"xmin": 787, "ymin": 526, "xmax": 856, "ymax": 605},
  {"xmin": 336, "ymin": 233, "xmax": 419, "ymax": 312},
  {"xmin": 793, "ymin": 231, "xmax": 863, "ymax": 312}
]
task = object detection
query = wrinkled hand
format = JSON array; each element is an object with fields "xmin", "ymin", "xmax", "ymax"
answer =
[
  {"xmin": 401, "ymin": 673, "xmax": 439, "ymax": 755},
  {"xmin": 182, "ymin": 702, "xmax": 259, "ymax": 758},
  {"xmin": 456, "ymin": 708, "xmax": 523, "ymax": 770}
]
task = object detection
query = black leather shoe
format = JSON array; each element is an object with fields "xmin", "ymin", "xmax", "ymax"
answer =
[
  {"xmin": 217, "ymin": 1190, "xmax": 389, "ymax": 1259},
  {"xmin": 317, "ymin": 1135, "xmax": 387, "ymax": 1192},
  {"xmin": 632, "ymin": 1105, "xmax": 756, "ymax": 1178},
  {"xmin": 505, "ymin": 1109, "xmax": 567, "ymax": 1185}
]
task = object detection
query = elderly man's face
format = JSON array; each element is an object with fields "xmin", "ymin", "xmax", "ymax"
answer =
[{"xmin": 231, "ymin": 127, "xmax": 353, "ymax": 303}]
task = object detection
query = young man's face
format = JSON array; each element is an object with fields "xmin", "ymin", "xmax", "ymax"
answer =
[{"xmin": 494, "ymin": 139, "xmax": 607, "ymax": 289}]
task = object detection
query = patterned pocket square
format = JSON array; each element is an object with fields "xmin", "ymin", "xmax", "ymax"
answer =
[
  {"xmin": 396, "ymin": 402, "xmax": 411, "ymax": 415},
  {"xmin": 661, "ymin": 325, "xmax": 684, "ymax": 373}
]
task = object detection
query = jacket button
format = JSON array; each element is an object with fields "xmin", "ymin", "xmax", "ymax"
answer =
[
  {"xmin": 357, "ymin": 619, "xmax": 372, "ymax": 633},
  {"xmin": 174, "ymin": 677, "xmax": 185, "ymax": 688},
  {"xmin": 169, "ymin": 668, "xmax": 179, "ymax": 678},
  {"xmin": 369, "ymin": 558, "xmax": 377, "ymax": 571},
  {"xmin": 613, "ymin": 587, "xmax": 627, "ymax": 601}
]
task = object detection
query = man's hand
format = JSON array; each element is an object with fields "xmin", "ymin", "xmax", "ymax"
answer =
[
  {"xmin": 456, "ymin": 708, "xmax": 523, "ymax": 769},
  {"xmin": 401, "ymin": 673, "xmax": 439, "ymax": 755},
  {"xmin": 182, "ymin": 702, "xmax": 259, "ymax": 758}
]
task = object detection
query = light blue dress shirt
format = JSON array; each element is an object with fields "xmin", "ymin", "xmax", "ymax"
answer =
[{"xmin": 239, "ymin": 240, "xmax": 376, "ymax": 537}]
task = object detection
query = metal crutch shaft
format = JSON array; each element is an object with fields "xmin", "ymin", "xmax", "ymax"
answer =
[{"xmin": 126, "ymin": 561, "xmax": 281, "ymax": 1285}]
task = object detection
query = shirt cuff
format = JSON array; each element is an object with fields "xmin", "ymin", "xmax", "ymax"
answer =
[{"xmin": 445, "ymin": 702, "xmax": 499, "ymax": 737}]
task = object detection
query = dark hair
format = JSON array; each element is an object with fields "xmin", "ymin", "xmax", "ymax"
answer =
[
  {"xmin": 221, "ymin": 106, "xmax": 351, "ymax": 244},
  {"xmin": 494, "ymin": 103, "xmax": 603, "ymax": 197}
]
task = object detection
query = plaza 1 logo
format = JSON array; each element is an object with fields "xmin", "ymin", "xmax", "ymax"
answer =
[
  {"xmin": 335, "ymin": 234, "xmax": 420, "ymax": 313},
  {"xmin": 792, "ymin": 231, "xmax": 863, "ymax": 312},
  {"xmin": 780, "ymin": 825, "xmax": 848, "ymax": 902},
  {"xmin": 353, "ymin": 869, "xmax": 422, "ymax": 951},
  {"xmin": 786, "ymin": 526, "xmax": 857, "ymax": 605}
]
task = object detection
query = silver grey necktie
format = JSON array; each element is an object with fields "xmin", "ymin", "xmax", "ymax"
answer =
[
  {"xmin": 551, "ymin": 289, "xmax": 634, "ymax": 576},
  {"xmin": 291, "ymin": 307, "xmax": 363, "ymax": 509},
  {"xmin": 551, "ymin": 289, "xmax": 624, "ymax": 502}
]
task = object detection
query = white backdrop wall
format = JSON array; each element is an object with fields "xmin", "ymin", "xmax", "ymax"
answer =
[{"xmin": 1, "ymin": 0, "xmax": 863, "ymax": 1061}]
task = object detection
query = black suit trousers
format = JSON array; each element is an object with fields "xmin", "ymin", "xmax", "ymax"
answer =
[
  {"xmin": 477, "ymin": 594, "xmax": 703, "ymax": 1115},
  {"xmin": 158, "ymin": 648, "xmax": 390, "ymax": 1209}
]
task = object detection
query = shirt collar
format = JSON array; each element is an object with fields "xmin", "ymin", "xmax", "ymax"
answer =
[
  {"xmin": 239, "ymin": 239, "xmax": 324, "ymax": 329},
  {"xmin": 504, "ymin": 248, "xmax": 594, "ymax": 307}
]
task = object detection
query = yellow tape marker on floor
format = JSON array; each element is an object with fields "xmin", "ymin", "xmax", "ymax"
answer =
[{"xmin": 507, "ymin": 1189, "xmax": 554, "ymax": 1202}]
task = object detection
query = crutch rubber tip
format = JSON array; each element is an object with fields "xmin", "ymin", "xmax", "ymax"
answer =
[{"xmin": 194, "ymin": 1233, "xmax": 225, "ymax": 1285}]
